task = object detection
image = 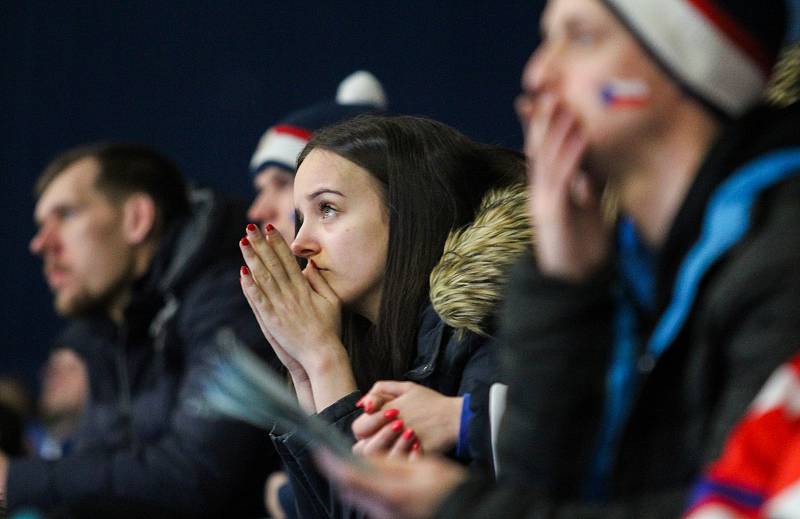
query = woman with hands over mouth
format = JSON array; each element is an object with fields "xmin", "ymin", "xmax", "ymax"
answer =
[{"xmin": 238, "ymin": 114, "xmax": 529, "ymax": 517}]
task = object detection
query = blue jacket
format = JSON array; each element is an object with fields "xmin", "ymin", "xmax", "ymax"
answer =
[{"xmin": 8, "ymin": 189, "xmax": 283, "ymax": 518}]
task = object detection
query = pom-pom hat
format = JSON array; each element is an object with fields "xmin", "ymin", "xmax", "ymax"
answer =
[
  {"xmin": 600, "ymin": 0, "xmax": 788, "ymax": 118},
  {"xmin": 250, "ymin": 71, "xmax": 387, "ymax": 176}
]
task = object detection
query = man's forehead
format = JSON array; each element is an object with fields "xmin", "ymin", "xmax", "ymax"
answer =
[
  {"xmin": 542, "ymin": 0, "xmax": 605, "ymax": 30},
  {"xmin": 34, "ymin": 158, "xmax": 101, "ymax": 220}
]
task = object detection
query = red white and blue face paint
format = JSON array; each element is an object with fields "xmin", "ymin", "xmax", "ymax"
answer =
[{"xmin": 600, "ymin": 78, "xmax": 650, "ymax": 109}]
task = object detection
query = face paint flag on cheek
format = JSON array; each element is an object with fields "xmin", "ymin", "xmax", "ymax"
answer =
[{"xmin": 600, "ymin": 78, "xmax": 650, "ymax": 108}]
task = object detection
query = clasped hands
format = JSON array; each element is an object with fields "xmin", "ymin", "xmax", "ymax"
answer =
[
  {"xmin": 351, "ymin": 381, "xmax": 463, "ymax": 461},
  {"xmin": 239, "ymin": 223, "xmax": 356, "ymax": 412}
]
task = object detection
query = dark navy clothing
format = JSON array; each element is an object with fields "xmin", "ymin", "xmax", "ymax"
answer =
[
  {"xmin": 8, "ymin": 189, "xmax": 282, "ymax": 518},
  {"xmin": 436, "ymin": 103, "xmax": 800, "ymax": 518},
  {"xmin": 273, "ymin": 304, "xmax": 495, "ymax": 519}
]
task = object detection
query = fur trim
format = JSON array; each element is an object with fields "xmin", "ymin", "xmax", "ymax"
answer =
[
  {"xmin": 766, "ymin": 42, "xmax": 800, "ymax": 107},
  {"xmin": 430, "ymin": 183, "xmax": 533, "ymax": 337}
]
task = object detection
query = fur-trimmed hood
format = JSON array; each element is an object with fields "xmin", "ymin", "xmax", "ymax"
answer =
[{"xmin": 429, "ymin": 182, "xmax": 533, "ymax": 337}]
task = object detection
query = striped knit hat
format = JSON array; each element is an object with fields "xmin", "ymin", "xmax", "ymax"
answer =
[
  {"xmin": 600, "ymin": 0, "xmax": 789, "ymax": 118},
  {"xmin": 249, "ymin": 71, "xmax": 387, "ymax": 176}
]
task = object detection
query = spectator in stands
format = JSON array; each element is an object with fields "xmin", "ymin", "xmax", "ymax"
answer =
[
  {"xmin": 315, "ymin": 1, "xmax": 800, "ymax": 518},
  {"xmin": 0, "ymin": 143, "xmax": 282, "ymax": 517},
  {"xmin": 247, "ymin": 70, "xmax": 387, "ymax": 240},
  {"xmin": 239, "ymin": 114, "xmax": 528, "ymax": 517},
  {"xmin": 248, "ymin": 70, "xmax": 387, "ymax": 519},
  {"xmin": 26, "ymin": 340, "xmax": 88, "ymax": 461}
]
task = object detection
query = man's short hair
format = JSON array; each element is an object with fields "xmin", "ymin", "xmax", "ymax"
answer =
[{"xmin": 36, "ymin": 142, "xmax": 191, "ymax": 239}]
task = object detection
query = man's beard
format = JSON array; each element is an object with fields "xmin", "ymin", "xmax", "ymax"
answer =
[
  {"xmin": 55, "ymin": 289, "xmax": 115, "ymax": 318},
  {"xmin": 53, "ymin": 261, "xmax": 136, "ymax": 320}
]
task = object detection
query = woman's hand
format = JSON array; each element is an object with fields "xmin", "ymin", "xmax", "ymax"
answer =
[
  {"xmin": 352, "ymin": 416, "xmax": 423, "ymax": 460},
  {"xmin": 522, "ymin": 94, "xmax": 611, "ymax": 281},
  {"xmin": 239, "ymin": 223, "xmax": 356, "ymax": 412},
  {"xmin": 351, "ymin": 381, "xmax": 463, "ymax": 456}
]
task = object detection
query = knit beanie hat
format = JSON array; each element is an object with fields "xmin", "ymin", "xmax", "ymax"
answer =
[
  {"xmin": 249, "ymin": 71, "xmax": 387, "ymax": 175},
  {"xmin": 600, "ymin": 0, "xmax": 789, "ymax": 118}
]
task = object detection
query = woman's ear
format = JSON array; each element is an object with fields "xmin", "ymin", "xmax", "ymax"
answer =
[{"xmin": 121, "ymin": 193, "xmax": 157, "ymax": 245}]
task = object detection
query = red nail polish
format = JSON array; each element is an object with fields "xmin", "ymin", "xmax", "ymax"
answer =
[
  {"xmin": 246, "ymin": 223, "xmax": 257, "ymax": 232},
  {"xmin": 364, "ymin": 400, "xmax": 374, "ymax": 413},
  {"xmin": 240, "ymin": 266, "xmax": 250, "ymax": 276},
  {"xmin": 411, "ymin": 440, "xmax": 421, "ymax": 451},
  {"xmin": 355, "ymin": 397, "xmax": 365, "ymax": 409},
  {"xmin": 391, "ymin": 419, "xmax": 404, "ymax": 433},
  {"xmin": 402, "ymin": 428, "xmax": 414, "ymax": 441},
  {"xmin": 383, "ymin": 409, "xmax": 400, "ymax": 420},
  {"xmin": 266, "ymin": 223, "xmax": 275, "ymax": 233},
  {"xmin": 240, "ymin": 237, "xmax": 250, "ymax": 247}
]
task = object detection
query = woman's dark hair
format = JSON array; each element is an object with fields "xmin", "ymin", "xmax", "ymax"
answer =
[{"xmin": 297, "ymin": 115, "xmax": 525, "ymax": 390}]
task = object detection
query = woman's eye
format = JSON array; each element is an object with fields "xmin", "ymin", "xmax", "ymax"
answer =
[{"xmin": 320, "ymin": 203, "xmax": 337, "ymax": 219}]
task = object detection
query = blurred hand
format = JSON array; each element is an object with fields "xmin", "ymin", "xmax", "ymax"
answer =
[
  {"xmin": 264, "ymin": 471, "xmax": 289, "ymax": 519},
  {"xmin": 315, "ymin": 450, "xmax": 466, "ymax": 519},
  {"xmin": 522, "ymin": 95, "xmax": 611, "ymax": 281}
]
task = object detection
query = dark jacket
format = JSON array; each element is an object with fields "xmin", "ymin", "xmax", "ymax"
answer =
[
  {"xmin": 274, "ymin": 183, "xmax": 532, "ymax": 518},
  {"xmin": 8, "ymin": 188, "xmax": 282, "ymax": 518},
  {"xmin": 436, "ymin": 101, "xmax": 800, "ymax": 518}
]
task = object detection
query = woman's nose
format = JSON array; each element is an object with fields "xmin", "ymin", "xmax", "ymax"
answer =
[{"xmin": 290, "ymin": 224, "xmax": 320, "ymax": 258}]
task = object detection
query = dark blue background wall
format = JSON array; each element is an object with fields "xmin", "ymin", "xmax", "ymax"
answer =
[{"xmin": 0, "ymin": 1, "xmax": 544, "ymax": 393}]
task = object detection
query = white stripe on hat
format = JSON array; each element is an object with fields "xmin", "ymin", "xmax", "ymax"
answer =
[
  {"xmin": 606, "ymin": 0, "xmax": 767, "ymax": 116},
  {"xmin": 249, "ymin": 128, "xmax": 310, "ymax": 173}
]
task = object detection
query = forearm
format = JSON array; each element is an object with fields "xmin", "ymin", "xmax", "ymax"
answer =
[
  {"xmin": 305, "ymin": 341, "xmax": 358, "ymax": 413},
  {"xmin": 289, "ymin": 370, "xmax": 317, "ymax": 414}
]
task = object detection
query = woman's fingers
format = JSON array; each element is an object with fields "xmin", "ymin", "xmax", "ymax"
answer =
[
  {"xmin": 240, "ymin": 250, "xmax": 283, "ymax": 325},
  {"xmin": 240, "ymin": 267, "xmax": 293, "ymax": 361},
  {"xmin": 387, "ymin": 428, "xmax": 417, "ymax": 459},
  {"xmin": 355, "ymin": 392, "xmax": 391, "ymax": 414},
  {"xmin": 240, "ymin": 265, "xmax": 275, "ymax": 319},
  {"xmin": 409, "ymin": 441, "xmax": 423, "ymax": 461},
  {"xmin": 367, "ymin": 381, "xmax": 414, "ymax": 400},
  {"xmin": 263, "ymin": 224, "xmax": 306, "ymax": 286},
  {"xmin": 243, "ymin": 225, "xmax": 290, "ymax": 288},
  {"xmin": 303, "ymin": 259, "xmax": 339, "ymax": 304},
  {"xmin": 356, "ymin": 421, "xmax": 406, "ymax": 456},
  {"xmin": 353, "ymin": 407, "xmax": 400, "ymax": 439}
]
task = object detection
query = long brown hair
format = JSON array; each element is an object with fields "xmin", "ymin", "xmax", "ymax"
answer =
[{"xmin": 298, "ymin": 115, "xmax": 524, "ymax": 390}]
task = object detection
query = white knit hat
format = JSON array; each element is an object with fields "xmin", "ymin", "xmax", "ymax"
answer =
[
  {"xmin": 249, "ymin": 71, "xmax": 387, "ymax": 175},
  {"xmin": 601, "ymin": 0, "xmax": 788, "ymax": 118}
]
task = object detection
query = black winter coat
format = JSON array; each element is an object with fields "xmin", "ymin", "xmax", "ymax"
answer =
[
  {"xmin": 436, "ymin": 102, "xmax": 800, "ymax": 518},
  {"xmin": 8, "ymin": 189, "xmax": 283, "ymax": 518},
  {"xmin": 274, "ymin": 183, "xmax": 531, "ymax": 519}
]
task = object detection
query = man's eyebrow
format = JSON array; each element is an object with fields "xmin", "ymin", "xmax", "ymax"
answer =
[{"xmin": 307, "ymin": 188, "xmax": 345, "ymax": 200}]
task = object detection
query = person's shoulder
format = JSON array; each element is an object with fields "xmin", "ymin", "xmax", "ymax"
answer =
[{"xmin": 161, "ymin": 187, "xmax": 250, "ymax": 293}]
